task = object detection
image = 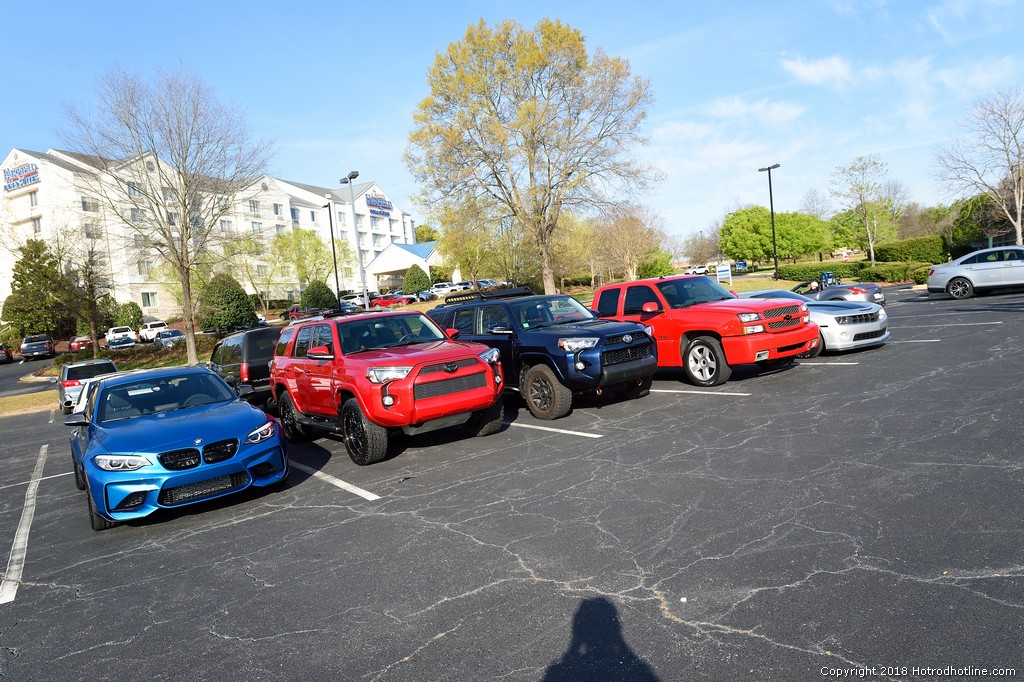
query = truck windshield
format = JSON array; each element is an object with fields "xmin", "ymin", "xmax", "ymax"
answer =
[{"xmin": 656, "ymin": 278, "xmax": 734, "ymax": 308}]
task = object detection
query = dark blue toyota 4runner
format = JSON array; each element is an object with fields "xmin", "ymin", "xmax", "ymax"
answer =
[{"xmin": 427, "ymin": 288, "xmax": 657, "ymax": 419}]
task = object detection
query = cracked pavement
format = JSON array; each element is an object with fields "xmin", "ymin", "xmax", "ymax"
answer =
[{"xmin": 0, "ymin": 287, "xmax": 1021, "ymax": 681}]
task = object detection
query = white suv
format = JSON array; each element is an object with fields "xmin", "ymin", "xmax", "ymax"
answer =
[
  {"xmin": 104, "ymin": 326, "xmax": 136, "ymax": 343},
  {"xmin": 138, "ymin": 320, "xmax": 168, "ymax": 342},
  {"xmin": 430, "ymin": 282, "xmax": 456, "ymax": 296}
]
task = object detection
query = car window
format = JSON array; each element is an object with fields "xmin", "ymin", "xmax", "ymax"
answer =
[
  {"xmin": 595, "ymin": 289, "xmax": 620, "ymax": 317},
  {"xmin": 452, "ymin": 308, "xmax": 475, "ymax": 334},
  {"xmin": 99, "ymin": 374, "xmax": 235, "ymax": 422},
  {"xmin": 67, "ymin": 362, "xmax": 117, "ymax": 381},
  {"xmin": 275, "ymin": 327, "xmax": 296, "ymax": 356},
  {"xmin": 311, "ymin": 324, "xmax": 334, "ymax": 353},
  {"xmin": 220, "ymin": 337, "xmax": 243, "ymax": 364},
  {"xmin": 623, "ymin": 286, "xmax": 660, "ymax": 315},
  {"xmin": 292, "ymin": 326, "xmax": 314, "ymax": 358},
  {"xmin": 1001, "ymin": 248, "xmax": 1023, "ymax": 261},
  {"xmin": 479, "ymin": 305, "xmax": 510, "ymax": 333}
]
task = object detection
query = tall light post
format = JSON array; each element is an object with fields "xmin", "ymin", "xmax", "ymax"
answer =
[
  {"xmin": 339, "ymin": 170, "xmax": 368, "ymax": 308},
  {"xmin": 758, "ymin": 163, "xmax": 781, "ymax": 280},
  {"xmin": 323, "ymin": 194, "xmax": 341, "ymax": 308}
]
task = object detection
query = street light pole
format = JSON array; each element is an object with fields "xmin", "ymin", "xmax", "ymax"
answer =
[
  {"xmin": 339, "ymin": 170, "xmax": 368, "ymax": 308},
  {"xmin": 758, "ymin": 163, "xmax": 781, "ymax": 280},
  {"xmin": 323, "ymin": 195, "xmax": 341, "ymax": 309}
]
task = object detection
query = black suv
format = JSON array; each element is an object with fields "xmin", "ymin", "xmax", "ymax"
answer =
[
  {"xmin": 427, "ymin": 288, "xmax": 657, "ymax": 419},
  {"xmin": 208, "ymin": 326, "xmax": 282, "ymax": 403}
]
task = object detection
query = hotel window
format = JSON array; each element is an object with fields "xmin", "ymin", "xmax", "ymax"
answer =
[
  {"xmin": 249, "ymin": 199, "xmax": 260, "ymax": 213},
  {"xmin": 389, "ymin": 219, "xmax": 398, "ymax": 232},
  {"xmin": 83, "ymin": 222, "xmax": 101, "ymax": 239},
  {"xmin": 355, "ymin": 214, "xmax": 364, "ymax": 229},
  {"xmin": 220, "ymin": 219, "xmax": 233, "ymax": 234},
  {"xmin": 141, "ymin": 292, "xmax": 158, "ymax": 308},
  {"xmin": 168, "ymin": 212, "xmax": 179, "ymax": 226},
  {"xmin": 29, "ymin": 191, "xmax": 38, "ymax": 207},
  {"xmin": 138, "ymin": 260, "xmax": 153, "ymax": 276},
  {"xmin": 337, "ymin": 211, "xmax": 346, "ymax": 226},
  {"xmin": 310, "ymin": 210, "xmax": 318, "ymax": 223},
  {"xmin": 127, "ymin": 181, "xmax": 141, "ymax": 197},
  {"xmin": 81, "ymin": 196, "xmax": 100, "ymax": 212},
  {"xmin": 133, "ymin": 233, "xmax": 145, "ymax": 246},
  {"xmin": 257, "ymin": 265, "xmax": 269, "ymax": 278},
  {"xmin": 371, "ymin": 216, "xmax": 381, "ymax": 230},
  {"xmin": 290, "ymin": 207, "xmax": 300, "ymax": 221},
  {"xmin": 251, "ymin": 221, "xmax": 263, "ymax": 236},
  {"xmin": 338, "ymin": 230, "xmax": 348, "ymax": 242},
  {"xmin": 32, "ymin": 218, "xmax": 42, "ymax": 235},
  {"xmin": 162, "ymin": 187, "xmax": 174, "ymax": 201},
  {"xmin": 131, "ymin": 208, "xmax": 146, "ymax": 223},
  {"xmin": 273, "ymin": 203, "xmax": 283, "ymax": 216},
  {"xmin": 276, "ymin": 223, "xmax": 287, "ymax": 235}
]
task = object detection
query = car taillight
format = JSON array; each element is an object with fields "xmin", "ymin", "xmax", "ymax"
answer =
[
  {"xmin": 240, "ymin": 362, "xmax": 249, "ymax": 382},
  {"xmin": 61, "ymin": 380, "xmax": 81, "ymax": 388},
  {"xmin": 847, "ymin": 287, "xmax": 868, "ymax": 295}
]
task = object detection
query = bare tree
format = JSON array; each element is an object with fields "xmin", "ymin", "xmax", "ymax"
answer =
[
  {"xmin": 682, "ymin": 222, "xmax": 721, "ymax": 265},
  {"xmin": 936, "ymin": 86, "xmax": 1024, "ymax": 246},
  {"xmin": 800, "ymin": 189, "xmax": 833, "ymax": 220},
  {"xmin": 60, "ymin": 65, "xmax": 273, "ymax": 364},
  {"xmin": 595, "ymin": 204, "xmax": 665, "ymax": 281},
  {"xmin": 406, "ymin": 19, "xmax": 660, "ymax": 294}
]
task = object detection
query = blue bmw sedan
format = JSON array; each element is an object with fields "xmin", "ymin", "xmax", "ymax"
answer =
[{"xmin": 65, "ymin": 366, "xmax": 288, "ymax": 530}]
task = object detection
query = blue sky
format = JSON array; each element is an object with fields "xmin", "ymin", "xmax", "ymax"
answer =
[{"xmin": 4, "ymin": 0, "xmax": 1022, "ymax": 239}]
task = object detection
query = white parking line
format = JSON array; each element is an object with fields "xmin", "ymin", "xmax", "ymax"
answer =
[
  {"xmin": 508, "ymin": 423, "xmax": 604, "ymax": 438},
  {"xmin": 650, "ymin": 389, "xmax": 752, "ymax": 397},
  {"xmin": 48, "ymin": 409, "xmax": 55, "ymax": 424},
  {"xmin": 889, "ymin": 339, "xmax": 941, "ymax": 343},
  {"xmin": 0, "ymin": 444, "xmax": 48, "ymax": 605},
  {"xmin": 0, "ymin": 471, "xmax": 72, "ymax": 493},
  {"xmin": 891, "ymin": 322, "xmax": 1003, "ymax": 328},
  {"xmin": 797, "ymin": 362, "xmax": 859, "ymax": 365},
  {"xmin": 289, "ymin": 461, "xmax": 381, "ymax": 501}
]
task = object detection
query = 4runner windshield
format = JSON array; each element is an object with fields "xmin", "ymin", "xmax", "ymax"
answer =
[
  {"xmin": 340, "ymin": 314, "xmax": 446, "ymax": 354},
  {"xmin": 656, "ymin": 278, "xmax": 735, "ymax": 308},
  {"xmin": 509, "ymin": 296, "xmax": 594, "ymax": 330}
]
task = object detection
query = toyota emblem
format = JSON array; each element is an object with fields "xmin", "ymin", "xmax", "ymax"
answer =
[
  {"xmin": 622, "ymin": 334, "xmax": 633, "ymax": 344},
  {"xmin": 443, "ymin": 362, "xmax": 458, "ymax": 373}
]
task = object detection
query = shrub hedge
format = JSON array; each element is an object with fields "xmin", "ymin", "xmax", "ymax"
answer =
[{"xmin": 874, "ymin": 235, "xmax": 944, "ymax": 263}]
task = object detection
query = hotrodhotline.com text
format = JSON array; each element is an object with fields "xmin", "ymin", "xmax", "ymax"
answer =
[{"xmin": 821, "ymin": 665, "xmax": 1017, "ymax": 678}]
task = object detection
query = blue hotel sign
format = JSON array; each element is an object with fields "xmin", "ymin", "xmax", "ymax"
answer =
[
  {"xmin": 366, "ymin": 194, "xmax": 393, "ymax": 217},
  {"xmin": 3, "ymin": 163, "xmax": 40, "ymax": 192}
]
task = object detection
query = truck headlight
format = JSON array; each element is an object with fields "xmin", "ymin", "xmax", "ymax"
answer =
[
  {"xmin": 737, "ymin": 312, "xmax": 761, "ymax": 323},
  {"xmin": 557, "ymin": 337, "xmax": 598, "ymax": 352},
  {"xmin": 479, "ymin": 347, "xmax": 500, "ymax": 364},
  {"xmin": 94, "ymin": 455, "xmax": 152, "ymax": 471},
  {"xmin": 367, "ymin": 367, "xmax": 412, "ymax": 383}
]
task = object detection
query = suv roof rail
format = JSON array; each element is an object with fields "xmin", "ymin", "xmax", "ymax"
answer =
[{"xmin": 438, "ymin": 286, "xmax": 534, "ymax": 306}]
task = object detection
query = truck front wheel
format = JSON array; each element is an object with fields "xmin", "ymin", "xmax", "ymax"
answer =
[
  {"xmin": 279, "ymin": 392, "xmax": 310, "ymax": 443},
  {"xmin": 524, "ymin": 364, "xmax": 573, "ymax": 420},
  {"xmin": 341, "ymin": 398, "xmax": 389, "ymax": 465},
  {"xmin": 464, "ymin": 398, "xmax": 505, "ymax": 437},
  {"xmin": 683, "ymin": 336, "xmax": 732, "ymax": 387}
]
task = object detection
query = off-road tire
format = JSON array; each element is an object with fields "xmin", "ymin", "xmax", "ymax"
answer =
[
  {"xmin": 524, "ymin": 364, "xmax": 573, "ymax": 420},
  {"xmin": 278, "ymin": 392, "xmax": 310, "ymax": 443},
  {"xmin": 464, "ymin": 399, "xmax": 505, "ymax": 437},
  {"xmin": 341, "ymin": 398, "xmax": 389, "ymax": 465}
]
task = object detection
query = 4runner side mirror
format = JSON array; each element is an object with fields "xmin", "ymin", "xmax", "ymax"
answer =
[
  {"xmin": 446, "ymin": 328, "xmax": 461, "ymax": 339},
  {"xmin": 486, "ymin": 325, "xmax": 514, "ymax": 335},
  {"xmin": 306, "ymin": 345, "xmax": 335, "ymax": 360}
]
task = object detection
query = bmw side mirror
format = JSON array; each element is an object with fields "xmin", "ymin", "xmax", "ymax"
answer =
[{"xmin": 64, "ymin": 413, "xmax": 89, "ymax": 427}]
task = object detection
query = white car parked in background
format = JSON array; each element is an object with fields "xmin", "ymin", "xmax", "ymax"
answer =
[
  {"xmin": 927, "ymin": 246, "xmax": 1024, "ymax": 299},
  {"xmin": 104, "ymin": 326, "xmax": 135, "ymax": 344},
  {"xmin": 138, "ymin": 320, "xmax": 168, "ymax": 342},
  {"xmin": 684, "ymin": 265, "xmax": 711, "ymax": 275}
]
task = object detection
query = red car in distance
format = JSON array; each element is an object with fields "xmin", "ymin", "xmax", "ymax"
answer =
[
  {"xmin": 375, "ymin": 293, "xmax": 416, "ymax": 308},
  {"xmin": 69, "ymin": 336, "xmax": 95, "ymax": 352}
]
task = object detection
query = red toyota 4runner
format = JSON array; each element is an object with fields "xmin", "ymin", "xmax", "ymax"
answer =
[
  {"xmin": 270, "ymin": 311, "xmax": 505, "ymax": 464},
  {"xmin": 592, "ymin": 275, "xmax": 819, "ymax": 386}
]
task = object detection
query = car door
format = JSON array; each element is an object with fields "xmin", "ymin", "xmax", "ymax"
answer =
[
  {"xmin": 458, "ymin": 304, "xmax": 518, "ymax": 384},
  {"xmin": 619, "ymin": 284, "xmax": 673, "ymax": 358},
  {"xmin": 962, "ymin": 250, "xmax": 1004, "ymax": 288},
  {"xmin": 305, "ymin": 324, "xmax": 338, "ymax": 415},
  {"xmin": 999, "ymin": 248, "xmax": 1024, "ymax": 286}
]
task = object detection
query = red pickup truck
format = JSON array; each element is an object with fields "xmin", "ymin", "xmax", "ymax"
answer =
[
  {"xmin": 593, "ymin": 275, "xmax": 819, "ymax": 386},
  {"xmin": 270, "ymin": 311, "xmax": 505, "ymax": 464}
]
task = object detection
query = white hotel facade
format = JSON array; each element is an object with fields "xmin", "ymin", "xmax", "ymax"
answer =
[{"xmin": 0, "ymin": 148, "xmax": 418, "ymax": 320}]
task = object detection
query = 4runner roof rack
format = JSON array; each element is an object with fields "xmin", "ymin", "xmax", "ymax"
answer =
[{"xmin": 437, "ymin": 286, "xmax": 535, "ymax": 306}]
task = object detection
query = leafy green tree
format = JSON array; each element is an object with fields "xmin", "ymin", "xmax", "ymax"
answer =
[
  {"xmin": 415, "ymin": 225, "xmax": 440, "ymax": 243},
  {"xmin": 406, "ymin": 18, "xmax": 659, "ymax": 294},
  {"xmin": 1, "ymin": 240, "xmax": 76, "ymax": 337},
  {"xmin": 830, "ymin": 155, "xmax": 895, "ymax": 265},
  {"xmin": 300, "ymin": 280, "xmax": 338, "ymax": 309},
  {"xmin": 429, "ymin": 265, "xmax": 453, "ymax": 285},
  {"xmin": 273, "ymin": 229, "xmax": 332, "ymax": 289},
  {"xmin": 402, "ymin": 264, "xmax": 431, "ymax": 294},
  {"xmin": 116, "ymin": 302, "xmax": 144, "ymax": 329},
  {"xmin": 196, "ymin": 274, "xmax": 258, "ymax": 332},
  {"xmin": 637, "ymin": 250, "xmax": 675, "ymax": 278},
  {"xmin": 719, "ymin": 207, "xmax": 774, "ymax": 265}
]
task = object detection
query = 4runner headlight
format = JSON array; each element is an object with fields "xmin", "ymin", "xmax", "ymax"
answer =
[
  {"xmin": 246, "ymin": 421, "xmax": 277, "ymax": 444},
  {"xmin": 557, "ymin": 337, "xmax": 598, "ymax": 352},
  {"xmin": 367, "ymin": 367, "xmax": 413, "ymax": 383},
  {"xmin": 94, "ymin": 455, "xmax": 152, "ymax": 471},
  {"xmin": 479, "ymin": 347, "xmax": 500, "ymax": 364}
]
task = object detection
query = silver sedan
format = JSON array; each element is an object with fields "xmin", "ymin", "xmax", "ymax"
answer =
[
  {"xmin": 792, "ymin": 280, "xmax": 886, "ymax": 306},
  {"xmin": 740, "ymin": 290, "xmax": 889, "ymax": 358},
  {"xmin": 927, "ymin": 246, "xmax": 1024, "ymax": 299}
]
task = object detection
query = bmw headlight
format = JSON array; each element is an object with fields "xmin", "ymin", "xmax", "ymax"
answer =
[
  {"xmin": 246, "ymin": 421, "xmax": 277, "ymax": 444},
  {"xmin": 737, "ymin": 312, "xmax": 761, "ymax": 323},
  {"xmin": 557, "ymin": 337, "xmax": 598, "ymax": 352},
  {"xmin": 479, "ymin": 347, "xmax": 500, "ymax": 364},
  {"xmin": 94, "ymin": 455, "xmax": 152, "ymax": 471},
  {"xmin": 367, "ymin": 367, "xmax": 412, "ymax": 383}
]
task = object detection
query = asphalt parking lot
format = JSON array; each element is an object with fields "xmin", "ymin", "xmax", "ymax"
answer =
[{"xmin": 1, "ymin": 286, "xmax": 1022, "ymax": 681}]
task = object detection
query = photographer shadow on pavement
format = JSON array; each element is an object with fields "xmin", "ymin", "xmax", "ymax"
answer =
[{"xmin": 542, "ymin": 597, "xmax": 661, "ymax": 682}]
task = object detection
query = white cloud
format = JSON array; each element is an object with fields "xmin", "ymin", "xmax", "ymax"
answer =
[
  {"xmin": 705, "ymin": 97, "xmax": 807, "ymax": 127},
  {"xmin": 779, "ymin": 55, "xmax": 853, "ymax": 89},
  {"xmin": 934, "ymin": 57, "xmax": 1023, "ymax": 93}
]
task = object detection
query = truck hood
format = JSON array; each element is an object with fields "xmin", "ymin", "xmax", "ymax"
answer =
[{"xmin": 679, "ymin": 298, "xmax": 802, "ymax": 314}]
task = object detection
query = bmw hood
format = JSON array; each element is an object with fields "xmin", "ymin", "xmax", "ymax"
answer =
[{"xmin": 94, "ymin": 400, "xmax": 269, "ymax": 456}]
